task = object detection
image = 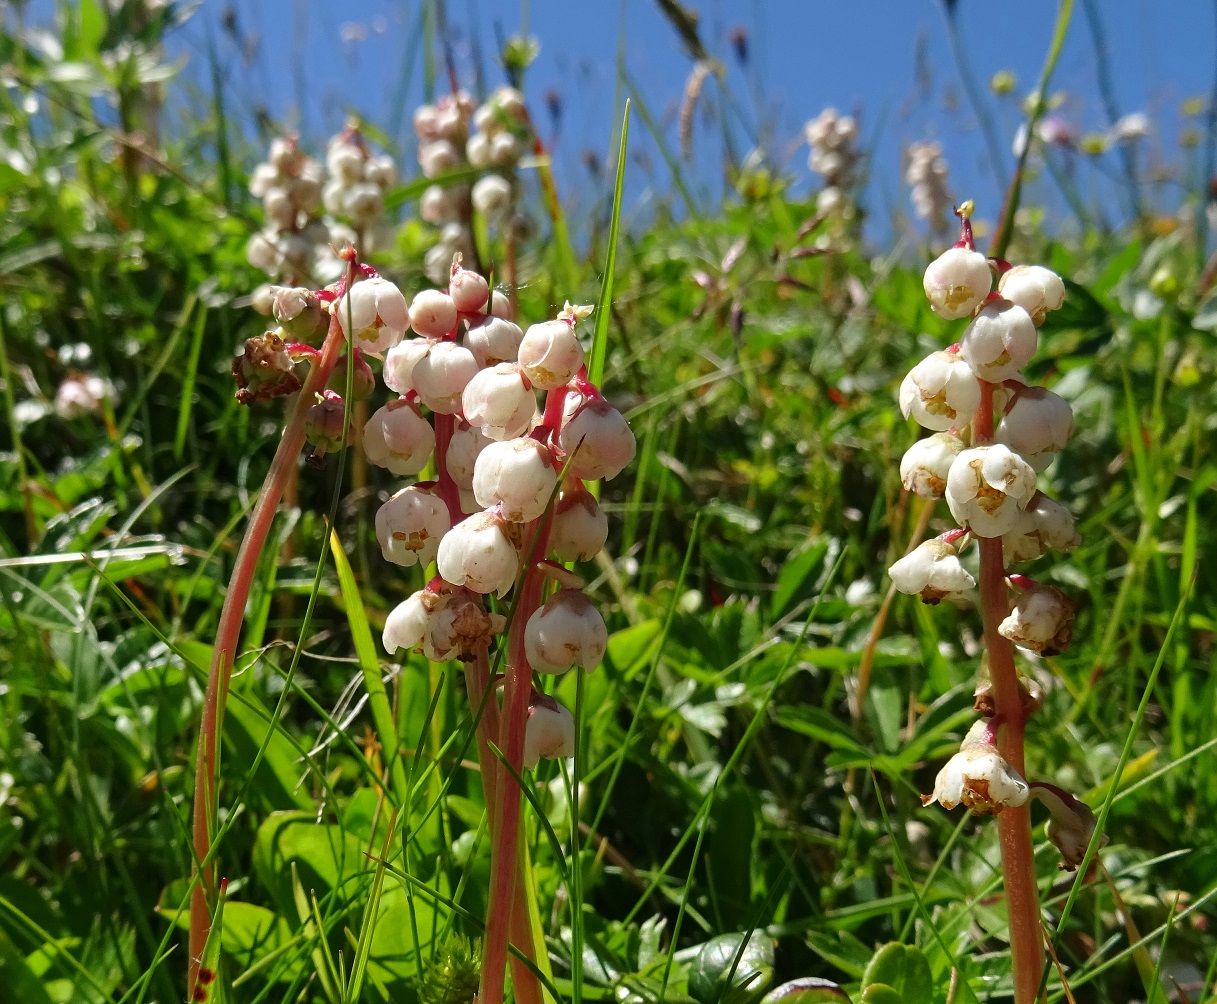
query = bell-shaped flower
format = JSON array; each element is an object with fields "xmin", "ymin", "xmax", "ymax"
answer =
[
  {"xmin": 436, "ymin": 509, "xmax": 521, "ymax": 597},
  {"xmin": 363, "ymin": 399, "xmax": 436, "ymax": 476},
  {"xmin": 523, "ymin": 695, "xmax": 576, "ymax": 769},
  {"xmin": 335, "ymin": 276, "xmax": 410, "ymax": 355},
  {"xmin": 945, "ymin": 444, "xmax": 1038, "ymax": 537},
  {"xmin": 464, "ymin": 316, "xmax": 523, "ymax": 368},
  {"xmin": 549, "ymin": 486, "xmax": 609, "ymax": 561},
  {"xmin": 375, "ymin": 485, "xmax": 451, "ymax": 567},
  {"xmin": 921, "ymin": 720, "xmax": 1030, "ymax": 814},
  {"xmin": 922, "ymin": 246, "xmax": 992, "ymax": 319},
  {"xmin": 995, "ymin": 386, "xmax": 1073, "ymax": 471},
  {"xmin": 889, "ymin": 539, "xmax": 975, "ymax": 604},
  {"xmin": 524, "ymin": 589, "xmax": 607, "ymax": 674},
  {"xmin": 960, "ymin": 298, "xmax": 1038, "ymax": 382},
  {"xmin": 462, "ymin": 363, "xmax": 536, "ymax": 441},
  {"xmin": 473, "ymin": 438, "xmax": 558, "ymax": 523},
  {"xmin": 558, "ymin": 395, "xmax": 636, "ymax": 481},
  {"xmin": 518, "ymin": 318, "xmax": 585, "ymax": 390},
  {"xmin": 412, "ymin": 341, "xmax": 479, "ymax": 415},
  {"xmin": 998, "ymin": 264, "xmax": 1066, "ymax": 326},
  {"xmin": 900, "ymin": 433, "xmax": 964, "ymax": 497},
  {"xmin": 899, "ymin": 350, "xmax": 981, "ymax": 432},
  {"xmin": 999, "ymin": 583, "xmax": 1074, "ymax": 655},
  {"xmin": 1002, "ymin": 491, "xmax": 1080, "ymax": 562}
]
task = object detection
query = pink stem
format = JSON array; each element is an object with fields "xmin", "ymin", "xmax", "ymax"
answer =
[
  {"xmin": 973, "ymin": 379, "xmax": 1045, "ymax": 1003},
  {"xmin": 187, "ymin": 306, "xmax": 346, "ymax": 995}
]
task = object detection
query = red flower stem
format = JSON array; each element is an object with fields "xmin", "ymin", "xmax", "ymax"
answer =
[
  {"xmin": 479, "ymin": 520, "xmax": 551, "ymax": 1004},
  {"xmin": 187, "ymin": 305, "xmax": 347, "ymax": 996},
  {"xmin": 432, "ymin": 413, "xmax": 463, "ymax": 521},
  {"xmin": 973, "ymin": 379, "xmax": 1045, "ymax": 1003}
]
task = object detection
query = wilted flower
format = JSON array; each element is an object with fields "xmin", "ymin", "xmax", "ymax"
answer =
[{"xmin": 921, "ymin": 720, "xmax": 1030, "ymax": 814}]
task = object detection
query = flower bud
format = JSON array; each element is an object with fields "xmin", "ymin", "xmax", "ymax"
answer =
[
  {"xmin": 462, "ymin": 363, "xmax": 536, "ymax": 440},
  {"xmin": 945, "ymin": 444, "xmax": 1038, "ymax": 537},
  {"xmin": 490, "ymin": 131, "xmax": 525, "ymax": 166},
  {"xmin": 923, "ymin": 247, "xmax": 993, "ymax": 319},
  {"xmin": 997, "ymin": 264, "xmax": 1066, "ymax": 325},
  {"xmin": 436, "ymin": 509, "xmax": 521, "ymax": 596},
  {"xmin": 898, "ymin": 350, "xmax": 981, "ymax": 432},
  {"xmin": 464, "ymin": 315, "xmax": 523, "ymax": 368},
  {"xmin": 363, "ymin": 399, "xmax": 436, "ymax": 476},
  {"xmin": 383, "ymin": 337, "xmax": 435, "ymax": 396},
  {"xmin": 999, "ymin": 583, "xmax": 1074, "ymax": 654},
  {"xmin": 232, "ymin": 331, "xmax": 303, "ymax": 406},
  {"xmin": 558, "ymin": 396, "xmax": 636, "ymax": 481},
  {"xmin": 523, "ymin": 695, "xmax": 576, "ymax": 769},
  {"xmin": 472, "ymin": 174, "xmax": 513, "ymax": 224},
  {"xmin": 327, "ymin": 140, "xmax": 365, "ymax": 183},
  {"xmin": 888, "ymin": 539, "xmax": 975, "ymax": 603},
  {"xmin": 995, "ymin": 386, "xmax": 1073, "ymax": 471},
  {"xmin": 419, "ymin": 139, "xmax": 462, "ymax": 178},
  {"xmin": 466, "ymin": 131, "xmax": 492, "ymax": 169},
  {"xmin": 550, "ymin": 486, "xmax": 609, "ymax": 561},
  {"xmin": 363, "ymin": 154, "xmax": 397, "ymax": 189},
  {"xmin": 326, "ymin": 350, "xmax": 376, "ymax": 401},
  {"xmin": 921, "ymin": 720, "xmax": 1030, "ymax": 814},
  {"xmin": 960, "ymin": 299, "xmax": 1038, "ymax": 382},
  {"xmin": 305, "ymin": 390, "xmax": 349, "ymax": 455},
  {"xmin": 1002, "ymin": 491, "xmax": 1080, "ymax": 562},
  {"xmin": 524, "ymin": 589, "xmax": 607, "ymax": 674},
  {"xmin": 449, "ymin": 265, "xmax": 489, "ymax": 313},
  {"xmin": 1032, "ymin": 784, "xmax": 1101, "ymax": 871},
  {"xmin": 413, "ymin": 105, "xmax": 442, "ymax": 142},
  {"xmin": 446, "ymin": 420, "xmax": 492, "ymax": 489},
  {"xmin": 335, "ymin": 276, "xmax": 410, "ymax": 355},
  {"xmin": 375, "ymin": 484, "xmax": 451, "ymax": 567},
  {"xmin": 518, "ymin": 319, "xmax": 585, "ymax": 390},
  {"xmin": 270, "ymin": 286, "xmax": 328, "ymax": 344},
  {"xmin": 412, "ymin": 341, "xmax": 479, "ymax": 414},
  {"xmin": 408, "ymin": 289, "xmax": 458, "ymax": 339},
  {"xmin": 473, "ymin": 438, "xmax": 558, "ymax": 522},
  {"xmin": 900, "ymin": 433, "xmax": 964, "ymax": 497},
  {"xmin": 342, "ymin": 182, "xmax": 385, "ymax": 224}
]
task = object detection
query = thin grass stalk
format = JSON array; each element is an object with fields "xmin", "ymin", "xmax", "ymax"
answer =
[{"xmin": 186, "ymin": 297, "xmax": 347, "ymax": 995}]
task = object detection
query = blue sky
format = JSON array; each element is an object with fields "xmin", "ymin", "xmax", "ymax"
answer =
[{"xmin": 163, "ymin": 1, "xmax": 1216, "ymax": 239}]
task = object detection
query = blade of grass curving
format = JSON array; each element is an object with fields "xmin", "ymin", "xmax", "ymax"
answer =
[
  {"xmin": 175, "ymin": 300, "xmax": 208, "ymax": 460},
  {"xmin": 1039, "ymin": 574, "xmax": 1194, "ymax": 999},
  {"xmin": 657, "ymin": 551, "xmax": 847, "ymax": 1000},
  {"xmin": 331, "ymin": 528, "xmax": 410, "ymax": 806},
  {"xmin": 991, "ymin": 0, "xmax": 1075, "ymax": 259},
  {"xmin": 587, "ymin": 100, "xmax": 630, "ymax": 388},
  {"xmin": 486, "ymin": 741, "xmax": 569, "ymax": 882},
  {"xmin": 0, "ymin": 894, "xmax": 115, "ymax": 1001}
]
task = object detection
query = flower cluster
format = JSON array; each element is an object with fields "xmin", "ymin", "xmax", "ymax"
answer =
[
  {"xmin": 323, "ymin": 121, "xmax": 398, "ymax": 254},
  {"xmin": 466, "ymin": 86, "xmax": 529, "ymax": 228},
  {"xmin": 372, "ymin": 258, "xmax": 632, "ymax": 770},
  {"xmin": 803, "ymin": 107, "xmax": 860, "ymax": 217},
  {"xmin": 415, "ymin": 92, "xmax": 478, "ymax": 283},
  {"xmin": 895, "ymin": 204, "xmax": 1093, "ymax": 868},
  {"xmin": 246, "ymin": 136, "xmax": 332, "ymax": 295},
  {"xmin": 905, "ymin": 140, "xmax": 951, "ymax": 232}
]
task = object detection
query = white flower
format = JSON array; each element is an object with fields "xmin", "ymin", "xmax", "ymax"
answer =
[
  {"xmin": 899, "ymin": 350, "xmax": 981, "ymax": 432},
  {"xmin": 335, "ymin": 277, "xmax": 410, "ymax": 355},
  {"xmin": 549, "ymin": 487, "xmax": 609, "ymax": 561},
  {"xmin": 997, "ymin": 265, "xmax": 1066, "ymax": 325},
  {"xmin": 436, "ymin": 510, "xmax": 520, "ymax": 597},
  {"xmin": 960, "ymin": 299, "xmax": 1038, "ymax": 382},
  {"xmin": 559, "ymin": 396, "xmax": 636, "ymax": 481},
  {"xmin": 524, "ymin": 589, "xmax": 608, "ymax": 674},
  {"xmin": 449, "ymin": 266, "xmax": 489, "ymax": 313},
  {"xmin": 466, "ymin": 131, "xmax": 492, "ymax": 169},
  {"xmin": 363, "ymin": 154, "xmax": 397, "ymax": 189},
  {"xmin": 900, "ymin": 433, "xmax": 964, "ymax": 497},
  {"xmin": 363, "ymin": 399, "xmax": 435, "ymax": 476},
  {"xmin": 945, "ymin": 444, "xmax": 1038, "ymax": 537},
  {"xmin": 518, "ymin": 318, "xmax": 585, "ymax": 390},
  {"xmin": 999, "ymin": 584, "xmax": 1074, "ymax": 654},
  {"xmin": 888, "ymin": 539, "xmax": 975, "ymax": 603},
  {"xmin": 1002, "ymin": 491, "xmax": 1080, "ymax": 562},
  {"xmin": 464, "ymin": 316, "xmax": 523, "ymax": 368},
  {"xmin": 523, "ymin": 697, "xmax": 576, "ymax": 769},
  {"xmin": 921, "ymin": 720, "xmax": 1030, "ymax": 814},
  {"xmin": 375, "ymin": 485, "xmax": 451, "ymax": 567},
  {"xmin": 326, "ymin": 140, "xmax": 365, "ymax": 183},
  {"xmin": 473, "ymin": 438, "xmax": 558, "ymax": 523},
  {"xmin": 462, "ymin": 362, "xmax": 536, "ymax": 441},
  {"xmin": 489, "ymin": 131, "xmax": 525, "ymax": 167},
  {"xmin": 382, "ymin": 337, "xmax": 435, "ymax": 396},
  {"xmin": 923, "ymin": 247, "xmax": 992, "ymax": 319},
  {"xmin": 412, "ymin": 341, "xmax": 479, "ymax": 415},
  {"xmin": 446, "ymin": 420, "xmax": 492, "ymax": 489},
  {"xmin": 472, "ymin": 174, "xmax": 513, "ymax": 223},
  {"xmin": 995, "ymin": 386, "xmax": 1073, "ymax": 471},
  {"xmin": 383, "ymin": 588, "xmax": 445, "ymax": 655},
  {"xmin": 419, "ymin": 139, "xmax": 462, "ymax": 178},
  {"xmin": 408, "ymin": 289, "xmax": 458, "ymax": 339},
  {"xmin": 421, "ymin": 184, "xmax": 464, "ymax": 224},
  {"xmin": 1110, "ymin": 111, "xmax": 1150, "ymax": 144}
]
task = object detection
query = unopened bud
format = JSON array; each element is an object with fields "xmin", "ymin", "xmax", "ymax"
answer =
[
  {"xmin": 523, "ymin": 695, "xmax": 576, "ymax": 769},
  {"xmin": 550, "ymin": 486, "xmax": 609, "ymax": 561},
  {"xmin": 408, "ymin": 289, "xmax": 459, "ymax": 339},
  {"xmin": 558, "ymin": 395, "xmax": 636, "ymax": 481},
  {"xmin": 995, "ymin": 385, "xmax": 1073, "ymax": 471},
  {"xmin": 363, "ymin": 399, "xmax": 436, "ymax": 476}
]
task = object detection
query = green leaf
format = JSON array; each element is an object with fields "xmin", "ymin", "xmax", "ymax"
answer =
[
  {"xmin": 0, "ymin": 930, "xmax": 55, "ymax": 1004},
  {"xmin": 707, "ymin": 787, "xmax": 756, "ymax": 929},
  {"xmin": 772, "ymin": 707, "xmax": 868, "ymax": 756},
  {"xmin": 762, "ymin": 978, "xmax": 852, "ymax": 1004},
  {"xmin": 687, "ymin": 932, "xmax": 774, "ymax": 1004},
  {"xmin": 252, "ymin": 811, "xmax": 366, "ymax": 919},
  {"xmin": 858, "ymin": 984, "xmax": 902, "ymax": 1004},
  {"xmin": 861, "ymin": 943, "xmax": 933, "ymax": 1001},
  {"xmin": 589, "ymin": 100, "xmax": 631, "ymax": 387},
  {"xmin": 771, "ymin": 541, "xmax": 829, "ymax": 619}
]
